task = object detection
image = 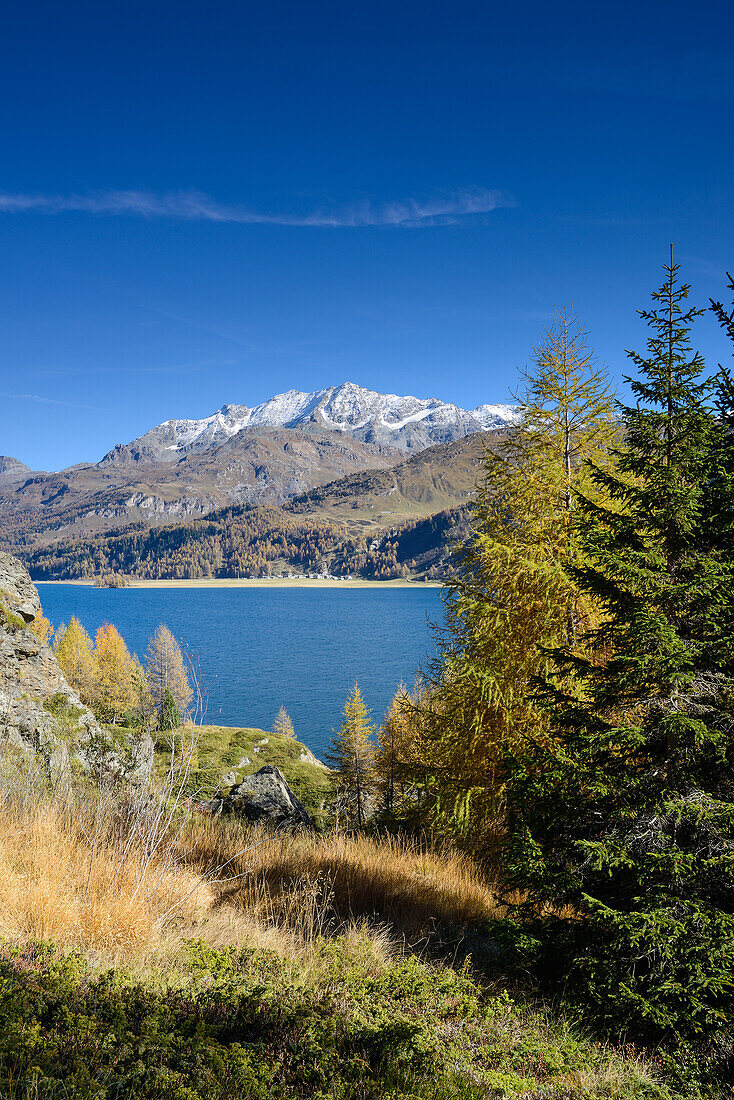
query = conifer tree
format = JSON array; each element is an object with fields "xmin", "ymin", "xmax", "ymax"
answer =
[
  {"xmin": 325, "ymin": 683, "xmax": 375, "ymax": 827},
  {"xmin": 131, "ymin": 655, "xmax": 155, "ymax": 729},
  {"xmin": 54, "ymin": 616, "xmax": 95, "ymax": 705},
  {"xmin": 419, "ymin": 310, "xmax": 616, "ymax": 853},
  {"xmin": 29, "ymin": 611, "xmax": 53, "ymax": 646},
  {"xmin": 502, "ymin": 252, "xmax": 734, "ymax": 1046},
  {"xmin": 710, "ymin": 270, "xmax": 734, "ymax": 355},
  {"xmin": 92, "ymin": 623, "xmax": 139, "ymax": 725},
  {"xmin": 159, "ymin": 688, "xmax": 181, "ymax": 732},
  {"xmin": 706, "ymin": 273, "xmax": 734, "ymax": 583},
  {"xmin": 374, "ymin": 683, "xmax": 412, "ymax": 816},
  {"xmin": 144, "ymin": 624, "xmax": 193, "ymax": 725},
  {"xmin": 272, "ymin": 706, "xmax": 295, "ymax": 739}
]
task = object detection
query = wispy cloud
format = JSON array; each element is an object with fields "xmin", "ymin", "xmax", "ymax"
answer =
[
  {"xmin": 0, "ymin": 187, "xmax": 512, "ymax": 227},
  {"xmin": 681, "ymin": 256, "xmax": 731, "ymax": 283},
  {"xmin": 2, "ymin": 392, "xmax": 103, "ymax": 411}
]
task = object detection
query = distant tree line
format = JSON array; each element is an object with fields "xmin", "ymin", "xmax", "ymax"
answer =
[{"xmin": 22, "ymin": 503, "xmax": 468, "ymax": 582}]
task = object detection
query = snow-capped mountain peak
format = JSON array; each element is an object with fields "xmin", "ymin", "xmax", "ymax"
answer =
[
  {"xmin": 100, "ymin": 382, "xmax": 520, "ymax": 465},
  {"xmin": 471, "ymin": 402, "xmax": 522, "ymax": 430}
]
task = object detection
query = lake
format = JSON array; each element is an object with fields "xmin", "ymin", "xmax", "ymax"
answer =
[{"xmin": 36, "ymin": 585, "xmax": 445, "ymax": 758}]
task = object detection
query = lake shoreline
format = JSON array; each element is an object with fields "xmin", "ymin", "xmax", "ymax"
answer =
[
  {"xmin": 36, "ymin": 578, "xmax": 443, "ymax": 755},
  {"xmin": 36, "ymin": 577, "xmax": 444, "ymax": 590}
]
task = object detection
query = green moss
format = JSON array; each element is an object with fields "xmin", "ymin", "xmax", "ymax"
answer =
[
  {"xmin": 43, "ymin": 692, "xmax": 82, "ymax": 720},
  {"xmin": 152, "ymin": 723, "xmax": 332, "ymax": 821},
  {"xmin": 39, "ymin": 693, "xmax": 86, "ymax": 745},
  {"xmin": 0, "ymin": 600, "xmax": 26, "ymax": 630},
  {"xmin": 101, "ymin": 723, "xmax": 139, "ymax": 751}
]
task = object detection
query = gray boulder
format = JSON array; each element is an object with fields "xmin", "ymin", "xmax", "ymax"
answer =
[
  {"xmin": 299, "ymin": 745, "xmax": 328, "ymax": 769},
  {"xmin": 208, "ymin": 764, "xmax": 313, "ymax": 828},
  {"xmin": 0, "ymin": 551, "xmax": 153, "ymax": 782}
]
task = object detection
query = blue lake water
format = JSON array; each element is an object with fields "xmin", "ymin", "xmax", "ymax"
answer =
[{"xmin": 36, "ymin": 585, "xmax": 445, "ymax": 758}]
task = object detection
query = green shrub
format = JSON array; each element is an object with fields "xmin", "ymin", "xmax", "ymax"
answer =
[{"xmin": 0, "ymin": 939, "xmax": 668, "ymax": 1099}]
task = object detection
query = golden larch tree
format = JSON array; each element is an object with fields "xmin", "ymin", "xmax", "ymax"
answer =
[
  {"xmin": 374, "ymin": 683, "xmax": 415, "ymax": 816},
  {"xmin": 144, "ymin": 624, "xmax": 193, "ymax": 723},
  {"xmin": 29, "ymin": 612, "xmax": 53, "ymax": 646},
  {"xmin": 272, "ymin": 706, "xmax": 296, "ymax": 738},
  {"xmin": 419, "ymin": 310, "xmax": 617, "ymax": 856},
  {"xmin": 92, "ymin": 623, "xmax": 139, "ymax": 725},
  {"xmin": 131, "ymin": 655, "xmax": 155, "ymax": 729},
  {"xmin": 325, "ymin": 683, "xmax": 375, "ymax": 827},
  {"xmin": 54, "ymin": 617, "xmax": 96, "ymax": 705}
]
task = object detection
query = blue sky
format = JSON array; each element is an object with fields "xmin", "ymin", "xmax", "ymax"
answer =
[{"xmin": 1, "ymin": 0, "xmax": 733, "ymax": 470}]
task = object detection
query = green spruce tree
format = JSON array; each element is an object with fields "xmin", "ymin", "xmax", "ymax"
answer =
[
  {"xmin": 502, "ymin": 251, "xmax": 734, "ymax": 1049},
  {"xmin": 706, "ymin": 272, "xmax": 734, "ymax": 577},
  {"xmin": 160, "ymin": 688, "xmax": 181, "ymax": 732}
]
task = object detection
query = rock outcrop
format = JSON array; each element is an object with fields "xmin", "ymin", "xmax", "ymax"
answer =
[
  {"xmin": 0, "ymin": 553, "xmax": 39, "ymax": 623},
  {"xmin": 0, "ymin": 456, "xmax": 32, "ymax": 488},
  {"xmin": 298, "ymin": 745, "xmax": 328, "ymax": 769},
  {"xmin": 0, "ymin": 552, "xmax": 152, "ymax": 781},
  {"xmin": 205, "ymin": 764, "xmax": 313, "ymax": 828}
]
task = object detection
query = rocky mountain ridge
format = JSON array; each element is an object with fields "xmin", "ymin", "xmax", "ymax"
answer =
[
  {"xmin": 100, "ymin": 381, "xmax": 519, "ymax": 464},
  {"xmin": 0, "ymin": 456, "xmax": 33, "ymax": 488},
  {"xmin": 0, "ymin": 384, "xmax": 517, "ymax": 552}
]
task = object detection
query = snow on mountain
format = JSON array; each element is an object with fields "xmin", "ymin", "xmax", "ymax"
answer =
[
  {"xmin": 471, "ymin": 403, "xmax": 521, "ymax": 430},
  {"xmin": 100, "ymin": 382, "xmax": 520, "ymax": 465}
]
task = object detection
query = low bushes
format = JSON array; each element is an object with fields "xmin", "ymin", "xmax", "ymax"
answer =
[{"xmin": 0, "ymin": 939, "xmax": 666, "ymax": 1100}]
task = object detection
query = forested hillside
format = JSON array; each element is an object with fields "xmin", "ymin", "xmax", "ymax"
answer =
[
  {"xmin": 25, "ymin": 501, "xmax": 468, "ymax": 580},
  {"xmin": 0, "ymin": 428, "xmax": 400, "ymax": 550},
  {"xmin": 14, "ymin": 433, "xmax": 487, "ymax": 581}
]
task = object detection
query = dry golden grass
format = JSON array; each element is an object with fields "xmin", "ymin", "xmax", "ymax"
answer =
[
  {"xmin": 0, "ymin": 768, "xmax": 666, "ymax": 1097},
  {"xmin": 0, "ymin": 791, "xmax": 213, "ymax": 960},
  {"xmin": 185, "ymin": 820, "xmax": 502, "ymax": 938},
  {"xmin": 0, "ymin": 759, "xmax": 501, "ymax": 969}
]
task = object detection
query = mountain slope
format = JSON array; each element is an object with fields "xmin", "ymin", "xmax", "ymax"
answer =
[
  {"xmin": 0, "ymin": 456, "xmax": 33, "ymax": 488},
  {"xmin": 0, "ymin": 429, "xmax": 399, "ymax": 550},
  {"xmin": 286, "ymin": 430, "xmax": 499, "ymax": 536},
  {"xmin": 20, "ymin": 432, "xmax": 499, "ymax": 581}
]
